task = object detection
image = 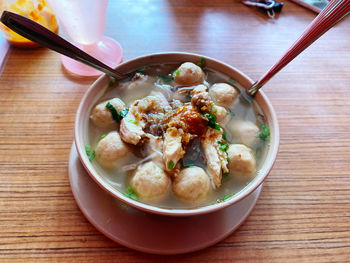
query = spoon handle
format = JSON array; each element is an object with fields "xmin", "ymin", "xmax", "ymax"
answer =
[
  {"xmin": 247, "ymin": 0, "xmax": 350, "ymax": 97},
  {"xmin": 0, "ymin": 11, "xmax": 124, "ymax": 79}
]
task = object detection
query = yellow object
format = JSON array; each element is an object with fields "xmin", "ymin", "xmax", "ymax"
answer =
[{"xmin": 0, "ymin": 0, "xmax": 58, "ymax": 48}]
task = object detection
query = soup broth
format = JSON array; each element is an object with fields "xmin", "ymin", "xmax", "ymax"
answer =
[{"xmin": 87, "ymin": 62, "xmax": 269, "ymax": 209}]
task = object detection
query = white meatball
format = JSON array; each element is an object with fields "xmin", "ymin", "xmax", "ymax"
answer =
[
  {"xmin": 209, "ymin": 83, "xmax": 238, "ymax": 107},
  {"xmin": 173, "ymin": 62, "xmax": 205, "ymax": 86},
  {"xmin": 227, "ymin": 144, "xmax": 256, "ymax": 178},
  {"xmin": 131, "ymin": 161, "xmax": 170, "ymax": 202},
  {"xmin": 173, "ymin": 167, "xmax": 210, "ymax": 202},
  {"xmin": 213, "ymin": 105, "xmax": 228, "ymax": 124},
  {"xmin": 228, "ymin": 120, "xmax": 259, "ymax": 147},
  {"xmin": 90, "ymin": 98, "xmax": 125, "ymax": 128},
  {"xmin": 95, "ymin": 131, "xmax": 129, "ymax": 168}
]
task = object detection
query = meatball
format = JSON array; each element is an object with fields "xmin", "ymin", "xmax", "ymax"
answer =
[
  {"xmin": 95, "ymin": 131, "xmax": 129, "ymax": 168},
  {"xmin": 90, "ymin": 98, "xmax": 125, "ymax": 128},
  {"xmin": 130, "ymin": 161, "xmax": 171, "ymax": 202},
  {"xmin": 227, "ymin": 144, "xmax": 256, "ymax": 177},
  {"xmin": 209, "ymin": 83, "xmax": 238, "ymax": 107},
  {"xmin": 228, "ymin": 120, "xmax": 259, "ymax": 147},
  {"xmin": 213, "ymin": 105, "xmax": 228, "ymax": 124},
  {"xmin": 173, "ymin": 167, "xmax": 210, "ymax": 202},
  {"xmin": 173, "ymin": 62, "xmax": 205, "ymax": 86}
]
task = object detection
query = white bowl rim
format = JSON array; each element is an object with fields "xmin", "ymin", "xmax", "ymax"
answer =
[{"xmin": 74, "ymin": 51, "xmax": 280, "ymax": 217}]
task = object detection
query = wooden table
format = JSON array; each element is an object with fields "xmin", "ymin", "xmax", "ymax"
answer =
[{"xmin": 1, "ymin": 1, "xmax": 350, "ymax": 262}]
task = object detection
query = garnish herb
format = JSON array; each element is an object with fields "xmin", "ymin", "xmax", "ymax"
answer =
[
  {"xmin": 195, "ymin": 147, "xmax": 201, "ymax": 153},
  {"xmin": 168, "ymin": 160, "xmax": 175, "ymax": 170},
  {"xmin": 108, "ymin": 78, "xmax": 116, "ymax": 87},
  {"xmin": 136, "ymin": 65, "xmax": 150, "ymax": 72},
  {"xmin": 258, "ymin": 123, "xmax": 270, "ymax": 141},
  {"xmin": 100, "ymin": 134, "xmax": 107, "ymax": 139},
  {"xmin": 228, "ymin": 77, "xmax": 236, "ymax": 85},
  {"xmin": 175, "ymin": 69, "xmax": 180, "ymax": 75},
  {"xmin": 217, "ymin": 193, "xmax": 235, "ymax": 203},
  {"xmin": 222, "ymin": 131, "xmax": 227, "ymax": 141},
  {"xmin": 85, "ymin": 144, "xmax": 91, "ymax": 156},
  {"xmin": 205, "ymin": 113, "xmax": 216, "ymax": 125},
  {"xmin": 196, "ymin": 56, "xmax": 206, "ymax": 69},
  {"xmin": 106, "ymin": 104, "xmax": 129, "ymax": 123},
  {"xmin": 123, "ymin": 186, "xmax": 138, "ymax": 201},
  {"xmin": 217, "ymin": 141, "xmax": 229, "ymax": 152},
  {"xmin": 226, "ymin": 157, "xmax": 230, "ymax": 162},
  {"xmin": 119, "ymin": 108, "xmax": 129, "ymax": 118},
  {"xmin": 184, "ymin": 163, "xmax": 195, "ymax": 168},
  {"xmin": 106, "ymin": 102, "xmax": 120, "ymax": 122},
  {"xmin": 127, "ymin": 119, "xmax": 140, "ymax": 125},
  {"xmin": 158, "ymin": 74, "xmax": 173, "ymax": 83},
  {"xmin": 205, "ymin": 113, "xmax": 220, "ymax": 131},
  {"xmin": 89, "ymin": 151, "xmax": 95, "ymax": 162},
  {"xmin": 85, "ymin": 144, "xmax": 95, "ymax": 162},
  {"xmin": 213, "ymin": 123, "xmax": 220, "ymax": 130}
]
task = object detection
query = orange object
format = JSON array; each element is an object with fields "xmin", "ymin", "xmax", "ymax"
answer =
[{"xmin": 0, "ymin": 0, "xmax": 58, "ymax": 48}]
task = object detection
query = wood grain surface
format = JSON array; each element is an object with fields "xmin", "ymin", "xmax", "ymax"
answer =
[{"xmin": 1, "ymin": 0, "xmax": 350, "ymax": 262}]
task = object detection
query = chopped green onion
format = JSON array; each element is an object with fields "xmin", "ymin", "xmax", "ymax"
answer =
[
  {"xmin": 195, "ymin": 147, "xmax": 201, "ymax": 153},
  {"xmin": 158, "ymin": 74, "xmax": 173, "ymax": 82},
  {"xmin": 184, "ymin": 163, "xmax": 195, "ymax": 168},
  {"xmin": 136, "ymin": 65, "xmax": 150, "ymax": 72},
  {"xmin": 175, "ymin": 69, "xmax": 180, "ymax": 75},
  {"xmin": 100, "ymin": 134, "xmax": 107, "ymax": 139},
  {"xmin": 119, "ymin": 108, "xmax": 129, "ymax": 118},
  {"xmin": 205, "ymin": 113, "xmax": 216, "ymax": 124},
  {"xmin": 168, "ymin": 160, "xmax": 175, "ymax": 170},
  {"xmin": 205, "ymin": 113, "xmax": 220, "ymax": 130},
  {"xmin": 222, "ymin": 131, "xmax": 227, "ymax": 141},
  {"xmin": 228, "ymin": 78, "xmax": 236, "ymax": 85},
  {"xmin": 123, "ymin": 186, "xmax": 138, "ymax": 201},
  {"xmin": 106, "ymin": 102, "xmax": 120, "ymax": 122},
  {"xmin": 258, "ymin": 123, "xmax": 270, "ymax": 141},
  {"xmin": 89, "ymin": 151, "xmax": 95, "ymax": 162},
  {"xmin": 217, "ymin": 141, "xmax": 229, "ymax": 152},
  {"xmin": 217, "ymin": 193, "xmax": 235, "ymax": 203},
  {"xmin": 222, "ymin": 172, "xmax": 229, "ymax": 179},
  {"xmin": 108, "ymin": 78, "xmax": 116, "ymax": 87},
  {"xmin": 85, "ymin": 144, "xmax": 95, "ymax": 162},
  {"xmin": 127, "ymin": 119, "xmax": 140, "ymax": 125},
  {"xmin": 196, "ymin": 56, "xmax": 206, "ymax": 69},
  {"xmin": 85, "ymin": 144, "xmax": 91, "ymax": 156},
  {"xmin": 222, "ymin": 193, "xmax": 234, "ymax": 201}
]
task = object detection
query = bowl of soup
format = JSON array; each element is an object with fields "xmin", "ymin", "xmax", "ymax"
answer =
[{"xmin": 74, "ymin": 52, "xmax": 279, "ymax": 216}]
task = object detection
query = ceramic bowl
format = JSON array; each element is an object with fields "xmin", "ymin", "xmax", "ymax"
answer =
[{"xmin": 74, "ymin": 52, "xmax": 279, "ymax": 217}]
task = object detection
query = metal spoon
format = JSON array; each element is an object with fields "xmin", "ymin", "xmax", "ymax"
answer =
[
  {"xmin": 2, "ymin": 1, "xmax": 350, "ymax": 92},
  {"xmin": 0, "ymin": 11, "xmax": 124, "ymax": 79},
  {"xmin": 242, "ymin": 0, "xmax": 350, "ymax": 102}
]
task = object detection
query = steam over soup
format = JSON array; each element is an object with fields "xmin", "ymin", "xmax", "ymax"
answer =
[{"xmin": 87, "ymin": 60, "xmax": 270, "ymax": 209}]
